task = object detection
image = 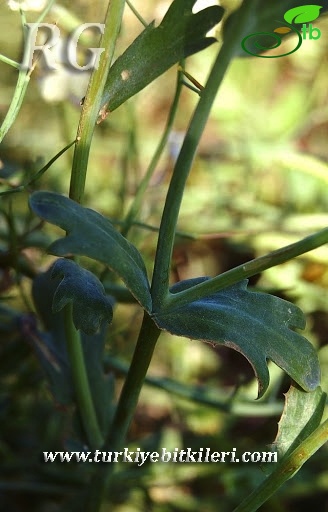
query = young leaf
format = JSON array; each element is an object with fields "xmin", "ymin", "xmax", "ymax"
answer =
[
  {"xmin": 100, "ymin": 0, "xmax": 224, "ymax": 113},
  {"xmin": 51, "ymin": 259, "xmax": 114, "ymax": 335},
  {"xmin": 31, "ymin": 266, "xmax": 115, "ymax": 435},
  {"xmin": 29, "ymin": 191, "xmax": 152, "ymax": 313},
  {"xmin": 272, "ymin": 384, "xmax": 326, "ymax": 460},
  {"xmin": 153, "ymin": 278, "xmax": 320, "ymax": 398}
]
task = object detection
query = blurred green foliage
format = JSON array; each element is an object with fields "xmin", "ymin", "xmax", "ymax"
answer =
[{"xmin": 1, "ymin": 1, "xmax": 328, "ymax": 511}]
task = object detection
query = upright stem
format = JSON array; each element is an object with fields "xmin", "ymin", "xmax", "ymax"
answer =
[
  {"xmin": 85, "ymin": 313, "xmax": 161, "ymax": 512},
  {"xmin": 63, "ymin": 0, "xmax": 126, "ymax": 450},
  {"xmin": 69, "ymin": 0, "xmax": 126, "ymax": 204},
  {"xmin": 0, "ymin": 0, "xmax": 56, "ymax": 142},
  {"xmin": 121, "ymin": 65, "xmax": 184, "ymax": 237},
  {"xmin": 106, "ymin": 313, "xmax": 161, "ymax": 447},
  {"xmin": 150, "ymin": 0, "xmax": 256, "ymax": 310},
  {"xmin": 234, "ymin": 417, "xmax": 328, "ymax": 512},
  {"xmin": 63, "ymin": 304, "xmax": 104, "ymax": 450}
]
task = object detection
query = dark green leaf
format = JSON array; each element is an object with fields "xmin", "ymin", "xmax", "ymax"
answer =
[
  {"xmin": 153, "ymin": 278, "xmax": 320, "ymax": 398},
  {"xmin": 101, "ymin": 0, "xmax": 224, "ymax": 112},
  {"xmin": 224, "ymin": 0, "xmax": 328, "ymax": 58},
  {"xmin": 273, "ymin": 384, "xmax": 326, "ymax": 459},
  {"xmin": 51, "ymin": 258, "xmax": 113, "ymax": 335},
  {"xmin": 31, "ymin": 266, "xmax": 115, "ymax": 435},
  {"xmin": 29, "ymin": 191, "xmax": 152, "ymax": 312}
]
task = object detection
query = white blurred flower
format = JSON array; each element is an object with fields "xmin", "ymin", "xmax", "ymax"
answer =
[
  {"xmin": 36, "ymin": 39, "xmax": 91, "ymax": 104},
  {"xmin": 7, "ymin": 0, "xmax": 47, "ymax": 11},
  {"xmin": 38, "ymin": 67, "xmax": 90, "ymax": 104}
]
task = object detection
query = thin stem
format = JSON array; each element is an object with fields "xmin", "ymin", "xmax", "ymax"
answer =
[
  {"xmin": 0, "ymin": 67, "xmax": 30, "ymax": 143},
  {"xmin": 234, "ymin": 417, "xmax": 328, "ymax": 512},
  {"xmin": 0, "ymin": 54, "xmax": 20, "ymax": 69},
  {"xmin": 121, "ymin": 65, "xmax": 184, "ymax": 237},
  {"xmin": 85, "ymin": 312, "xmax": 161, "ymax": 512},
  {"xmin": 69, "ymin": 0, "xmax": 126, "ymax": 204},
  {"xmin": 107, "ymin": 313, "xmax": 161, "ymax": 448},
  {"xmin": 62, "ymin": 0, "xmax": 126, "ymax": 455},
  {"xmin": 0, "ymin": 139, "xmax": 77, "ymax": 197},
  {"xmin": 63, "ymin": 304, "xmax": 104, "ymax": 450},
  {"xmin": 35, "ymin": 0, "xmax": 56, "ymax": 23},
  {"xmin": 105, "ymin": 356, "xmax": 283, "ymax": 416},
  {"xmin": 126, "ymin": 0, "xmax": 148, "ymax": 27},
  {"xmin": 164, "ymin": 227, "xmax": 328, "ymax": 310},
  {"xmin": 0, "ymin": 0, "xmax": 56, "ymax": 142},
  {"xmin": 150, "ymin": 1, "xmax": 256, "ymax": 310}
]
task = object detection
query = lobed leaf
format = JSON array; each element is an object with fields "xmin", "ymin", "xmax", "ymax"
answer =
[
  {"xmin": 100, "ymin": 0, "xmax": 224, "ymax": 113},
  {"xmin": 153, "ymin": 278, "xmax": 320, "ymax": 398},
  {"xmin": 31, "ymin": 266, "xmax": 115, "ymax": 434},
  {"xmin": 29, "ymin": 191, "xmax": 152, "ymax": 313},
  {"xmin": 51, "ymin": 258, "xmax": 113, "ymax": 335}
]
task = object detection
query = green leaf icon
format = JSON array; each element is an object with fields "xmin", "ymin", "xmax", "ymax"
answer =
[{"xmin": 284, "ymin": 4, "xmax": 322, "ymax": 24}]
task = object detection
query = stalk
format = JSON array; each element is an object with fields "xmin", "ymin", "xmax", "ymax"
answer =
[
  {"xmin": 234, "ymin": 417, "xmax": 328, "ymax": 512},
  {"xmin": 150, "ymin": 0, "xmax": 256, "ymax": 310}
]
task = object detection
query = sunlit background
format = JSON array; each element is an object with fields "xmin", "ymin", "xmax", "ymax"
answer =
[{"xmin": 1, "ymin": 1, "xmax": 328, "ymax": 510}]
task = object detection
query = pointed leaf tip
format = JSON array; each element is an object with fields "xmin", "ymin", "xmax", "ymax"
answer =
[
  {"xmin": 101, "ymin": 0, "xmax": 224, "ymax": 112},
  {"xmin": 284, "ymin": 5, "xmax": 322, "ymax": 24},
  {"xmin": 154, "ymin": 278, "xmax": 320, "ymax": 397}
]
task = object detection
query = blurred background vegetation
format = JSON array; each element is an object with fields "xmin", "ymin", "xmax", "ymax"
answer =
[{"xmin": 1, "ymin": 1, "xmax": 328, "ymax": 510}]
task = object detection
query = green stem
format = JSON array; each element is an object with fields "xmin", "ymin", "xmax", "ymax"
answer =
[
  {"xmin": 69, "ymin": 0, "xmax": 126, "ymax": 203},
  {"xmin": 0, "ymin": 0, "xmax": 56, "ymax": 142},
  {"xmin": 164, "ymin": 227, "xmax": 328, "ymax": 310},
  {"xmin": 105, "ymin": 356, "xmax": 283, "ymax": 417},
  {"xmin": 0, "ymin": 140, "xmax": 76, "ymax": 197},
  {"xmin": 121, "ymin": 65, "xmax": 184, "ymax": 237},
  {"xmin": 0, "ymin": 67, "xmax": 30, "ymax": 143},
  {"xmin": 0, "ymin": 54, "xmax": 20, "ymax": 69},
  {"xmin": 63, "ymin": 304, "xmax": 104, "ymax": 450},
  {"xmin": 150, "ymin": 1, "xmax": 256, "ymax": 310},
  {"xmin": 107, "ymin": 312, "xmax": 161, "ymax": 448},
  {"xmin": 234, "ymin": 417, "xmax": 328, "ymax": 512},
  {"xmin": 85, "ymin": 312, "xmax": 161, "ymax": 512},
  {"xmin": 62, "ymin": 0, "xmax": 126, "ymax": 454}
]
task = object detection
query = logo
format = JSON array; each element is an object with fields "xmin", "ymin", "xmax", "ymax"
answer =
[{"xmin": 241, "ymin": 4, "xmax": 322, "ymax": 58}]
